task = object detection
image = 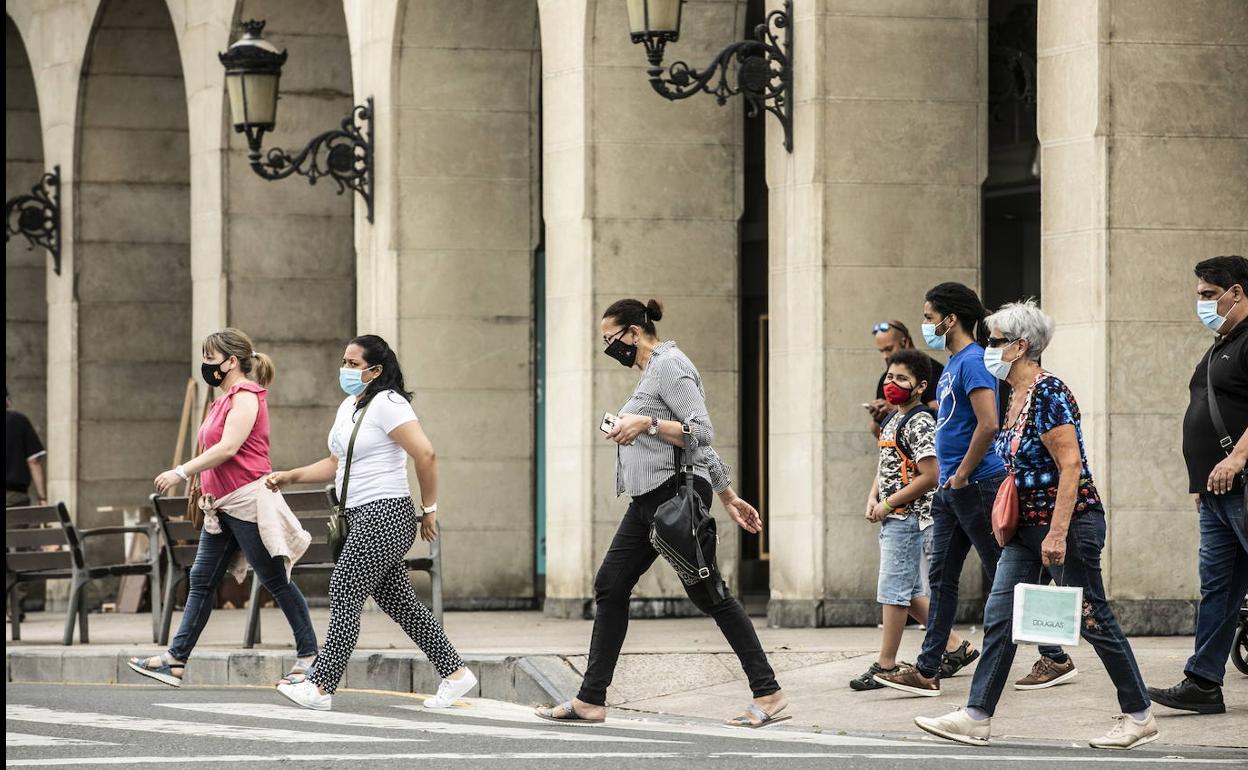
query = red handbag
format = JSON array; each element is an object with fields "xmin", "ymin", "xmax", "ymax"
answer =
[{"xmin": 992, "ymin": 374, "xmax": 1045, "ymax": 547}]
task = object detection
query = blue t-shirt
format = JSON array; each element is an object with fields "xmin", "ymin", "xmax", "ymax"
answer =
[{"xmin": 935, "ymin": 343, "xmax": 1007, "ymax": 484}]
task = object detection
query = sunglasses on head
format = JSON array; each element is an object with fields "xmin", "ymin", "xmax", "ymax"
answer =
[{"xmin": 872, "ymin": 322, "xmax": 892, "ymax": 334}]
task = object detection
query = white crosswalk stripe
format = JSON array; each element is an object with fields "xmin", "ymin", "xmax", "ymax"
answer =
[
  {"xmin": 390, "ymin": 700, "xmax": 910, "ymax": 748},
  {"xmin": 5, "ymin": 704, "xmax": 423, "ymax": 745},
  {"xmin": 5, "ymin": 752, "xmax": 684, "ymax": 766},
  {"xmin": 6, "ymin": 732, "xmax": 118, "ymax": 747},
  {"xmin": 156, "ymin": 702, "xmax": 683, "ymax": 744}
]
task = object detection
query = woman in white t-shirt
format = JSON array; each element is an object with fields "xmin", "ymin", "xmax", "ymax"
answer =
[{"xmin": 265, "ymin": 334, "xmax": 475, "ymax": 711}]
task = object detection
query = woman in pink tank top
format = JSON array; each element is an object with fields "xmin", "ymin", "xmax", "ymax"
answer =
[{"xmin": 126, "ymin": 328, "xmax": 317, "ymax": 689}]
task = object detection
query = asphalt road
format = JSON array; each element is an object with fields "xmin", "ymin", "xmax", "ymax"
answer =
[{"xmin": 5, "ymin": 683, "xmax": 1245, "ymax": 769}]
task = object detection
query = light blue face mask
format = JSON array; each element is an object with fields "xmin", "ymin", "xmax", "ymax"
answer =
[
  {"xmin": 984, "ymin": 344, "xmax": 1018, "ymax": 381},
  {"xmin": 339, "ymin": 367, "xmax": 368, "ymax": 396},
  {"xmin": 1197, "ymin": 287, "xmax": 1237, "ymax": 334},
  {"xmin": 922, "ymin": 319, "xmax": 948, "ymax": 351}
]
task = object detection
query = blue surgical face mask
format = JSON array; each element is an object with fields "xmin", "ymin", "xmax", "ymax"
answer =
[
  {"xmin": 922, "ymin": 318, "xmax": 949, "ymax": 351},
  {"xmin": 339, "ymin": 367, "xmax": 368, "ymax": 396},
  {"xmin": 1197, "ymin": 288, "xmax": 1238, "ymax": 334},
  {"xmin": 984, "ymin": 345, "xmax": 1017, "ymax": 380}
]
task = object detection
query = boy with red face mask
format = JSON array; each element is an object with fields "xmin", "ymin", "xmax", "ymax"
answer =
[{"xmin": 850, "ymin": 349, "xmax": 972, "ymax": 690}]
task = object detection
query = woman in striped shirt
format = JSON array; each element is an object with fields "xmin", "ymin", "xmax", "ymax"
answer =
[{"xmin": 535, "ymin": 299, "xmax": 789, "ymax": 728}]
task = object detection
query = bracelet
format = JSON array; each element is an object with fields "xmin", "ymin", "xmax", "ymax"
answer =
[
  {"xmin": 173, "ymin": 465, "xmax": 189, "ymax": 482},
  {"xmin": 880, "ymin": 497, "xmax": 896, "ymax": 512}
]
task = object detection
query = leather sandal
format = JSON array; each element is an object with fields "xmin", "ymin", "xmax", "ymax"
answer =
[
  {"xmin": 533, "ymin": 701, "xmax": 605, "ymax": 724},
  {"xmin": 725, "ymin": 702, "xmax": 791, "ymax": 729}
]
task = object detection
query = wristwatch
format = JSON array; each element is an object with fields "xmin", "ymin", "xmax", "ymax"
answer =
[
  {"xmin": 647, "ymin": 416, "xmax": 659, "ymax": 436},
  {"xmin": 420, "ymin": 502, "xmax": 438, "ymax": 515}
]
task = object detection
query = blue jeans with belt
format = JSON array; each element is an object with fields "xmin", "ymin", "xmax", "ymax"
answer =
[
  {"xmin": 914, "ymin": 475, "xmax": 1064, "ymax": 677},
  {"xmin": 1185, "ymin": 492, "xmax": 1248, "ymax": 686},
  {"xmin": 968, "ymin": 511, "xmax": 1149, "ymax": 716},
  {"xmin": 168, "ymin": 512, "xmax": 317, "ymax": 661}
]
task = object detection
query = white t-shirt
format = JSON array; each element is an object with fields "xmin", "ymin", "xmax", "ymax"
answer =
[{"xmin": 328, "ymin": 391, "xmax": 418, "ymax": 508}]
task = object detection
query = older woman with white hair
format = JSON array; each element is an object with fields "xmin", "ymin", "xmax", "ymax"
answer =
[{"xmin": 912, "ymin": 300, "xmax": 1158, "ymax": 750}]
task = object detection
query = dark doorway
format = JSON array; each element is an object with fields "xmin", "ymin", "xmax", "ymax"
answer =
[
  {"xmin": 983, "ymin": 0, "xmax": 1040, "ymax": 312},
  {"xmin": 737, "ymin": 0, "xmax": 770, "ymax": 609}
]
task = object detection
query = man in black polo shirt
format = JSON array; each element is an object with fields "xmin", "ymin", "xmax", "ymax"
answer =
[
  {"xmin": 5, "ymin": 389, "xmax": 48, "ymax": 508},
  {"xmin": 1149, "ymin": 255, "xmax": 1248, "ymax": 715}
]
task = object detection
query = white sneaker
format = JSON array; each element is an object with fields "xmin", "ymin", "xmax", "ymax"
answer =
[
  {"xmin": 277, "ymin": 679, "xmax": 332, "ymax": 711},
  {"xmin": 1089, "ymin": 713, "xmax": 1160, "ymax": 750},
  {"xmin": 423, "ymin": 668, "xmax": 478, "ymax": 709},
  {"xmin": 915, "ymin": 709, "xmax": 991, "ymax": 746}
]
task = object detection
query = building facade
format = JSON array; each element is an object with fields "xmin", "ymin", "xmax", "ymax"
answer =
[{"xmin": 6, "ymin": 0, "xmax": 1246, "ymax": 632}]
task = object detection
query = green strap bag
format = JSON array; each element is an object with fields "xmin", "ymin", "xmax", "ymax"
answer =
[{"xmin": 328, "ymin": 398, "xmax": 372, "ymax": 561}]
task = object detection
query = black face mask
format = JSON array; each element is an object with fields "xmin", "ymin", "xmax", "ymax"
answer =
[
  {"xmin": 603, "ymin": 330, "xmax": 638, "ymax": 368},
  {"xmin": 201, "ymin": 360, "xmax": 229, "ymax": 388}
]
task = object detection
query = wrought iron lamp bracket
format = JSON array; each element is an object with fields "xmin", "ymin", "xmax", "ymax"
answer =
[
  {"xmin": 5, "ymin": 165, "xmax": 61, "ymax": 275},
  {"xmin": 243, "ymin": 97, "xmax": 374, "ymax": 223},
  {"xmin": 641, "ymin": 0, "xmax": 793, "ymax": 151}
]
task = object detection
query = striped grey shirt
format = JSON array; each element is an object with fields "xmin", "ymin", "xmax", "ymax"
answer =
[{"xmin": 615, "ymin": 341, "xmax": 731, "ymax": 497}]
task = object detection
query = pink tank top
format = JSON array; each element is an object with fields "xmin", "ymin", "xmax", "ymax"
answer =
[{"xmin": 197, "ymin": 381, "xmax": 272, "ymax": 499}]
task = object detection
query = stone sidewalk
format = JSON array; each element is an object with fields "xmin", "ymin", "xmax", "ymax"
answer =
[{"xmin": 6, "ymin": 608, "xmax": 1246, "ymax": 749}]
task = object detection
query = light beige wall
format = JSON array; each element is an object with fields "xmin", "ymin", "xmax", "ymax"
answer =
[
  {"xmin": 74, "ymin": 0, "xmax": 191, "ymax": 535},
  {"xmin": 1038, "ymin": 0, "xmax": 1248, "ymax": 630},
  {"xmin": 767, "ymin": 0, "xmax": 988, "ymax": 626},
  {"xmin": 5, "ymin": 16, "xmax": 47, "ymax": 439},
  {"xmin": 388, "ymin": 0, "xmax": 541, "ymax": 604},
  {"xmin": 223, "ymin": 0, "xmax": 357, "ymax": 473},
  {"xmin": 542, "ymin": 0, "xmax": 746, "ymax": 616}
]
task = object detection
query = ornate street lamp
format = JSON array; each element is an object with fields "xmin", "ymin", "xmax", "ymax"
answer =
[
  {"xmin": 5, "ymin": 166, "xmax": 61, "ymax": 275},
  {"xmin": 628, "ymin": 0, "xmax": 793, "ymax": 151},
  {"xmin": 219, "ymin": 20, "xmax": 375, "ymax": 222}
]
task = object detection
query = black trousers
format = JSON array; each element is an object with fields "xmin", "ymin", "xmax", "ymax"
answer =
[{"xmin": 576, "ymin": 474, "xmax": 780, "ymax": 706}]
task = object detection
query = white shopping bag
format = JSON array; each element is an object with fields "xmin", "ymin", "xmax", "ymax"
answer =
[{"xmin": 1012, "ymin": 582, "xmax": 1083, "ymax": 647}]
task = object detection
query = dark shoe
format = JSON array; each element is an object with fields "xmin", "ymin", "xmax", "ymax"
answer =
[
  {"xmin": 1015, "ymin": 655, "xmax": 1078, "ymax": 690},
  {"xmin": 1148, "ymin": 678, "xmax": 1226, "ymax": 715},
  {"xmin": 874, "ymin": 665, "xmax": 941, "ymax": 697},
  {"xmin": 939, "ymin": 641, "xmax": 980, "ymax": 679},
  {"xmin": 850, "ymin": 662, "xmax": 898, "ymax": 691}
]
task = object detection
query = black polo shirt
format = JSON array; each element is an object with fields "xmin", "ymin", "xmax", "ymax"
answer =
[
  {"xmin": 1183, "ymin": 320, "xmax": 1248, "ymax": 494},
  {"xmin": 6, "ymin": 409, "xmax": 45, "ymax": 492}
]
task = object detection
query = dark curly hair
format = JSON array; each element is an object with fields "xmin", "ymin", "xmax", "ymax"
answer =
[
  {"xmin": 602, "ymin": 298, "xmax": 664, "ymax": 336},
  {"xmin": 349, "ymin": 334, "xmax": 413, "ymax": 414}
]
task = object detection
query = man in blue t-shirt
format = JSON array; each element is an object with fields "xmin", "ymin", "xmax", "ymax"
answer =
[{"xmin": 875, "ymin": 283, "xmax": 1069, "ymax": 698}]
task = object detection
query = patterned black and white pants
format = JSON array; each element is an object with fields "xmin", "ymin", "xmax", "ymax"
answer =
[{"xmin": 308, "ymin": 496, "xmax": 464, "ymax": 694}]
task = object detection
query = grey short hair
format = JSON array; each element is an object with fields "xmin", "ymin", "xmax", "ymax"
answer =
[{"xmin": 985, "ymin": 299, "xmax": 1053, "ymax": 360}]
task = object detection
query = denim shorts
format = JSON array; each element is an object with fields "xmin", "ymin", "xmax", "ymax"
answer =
[{"xmin": 877, "ymin": 514, "xmax": 933, "ymax": 606}]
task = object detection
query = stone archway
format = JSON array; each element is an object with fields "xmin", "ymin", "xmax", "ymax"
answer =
[
  {"xmin": 74, "ymin": 0, "xmax": 191, "ymax": 535},
  {"xmin": 393, "ymin": 0, "xmax": 542, "ymax": 605},
  {"xmin": 6, "ymin": 16, "xmax": 48, "ymax": 436}
]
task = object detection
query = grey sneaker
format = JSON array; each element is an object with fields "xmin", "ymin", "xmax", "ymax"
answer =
[
  {"xmin": 1088, "ymin": 713, "xmax": 1159, "ymax": 750},
  {"xmin": 850, "ymin": 662, "xmax": 899, "ymax": 691}
]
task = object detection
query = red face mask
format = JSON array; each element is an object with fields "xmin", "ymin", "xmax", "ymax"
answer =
[{"xmin": 883, "ymin": 382, "xmax": 915, "ymax": 406}]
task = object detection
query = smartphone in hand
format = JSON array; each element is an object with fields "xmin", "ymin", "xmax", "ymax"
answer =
[{"xmin": 599, "ymin": 412, "xmax": 619, "ymax": 434}]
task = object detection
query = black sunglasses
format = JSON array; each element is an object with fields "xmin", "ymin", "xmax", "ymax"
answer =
[{"xmin": 986, "ymin": 336, "xmax": 1020, "ymax": 348}]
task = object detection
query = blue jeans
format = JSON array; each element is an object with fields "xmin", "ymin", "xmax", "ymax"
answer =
[
  {"xmin": 915, "ymin": 476, "xmax": 1064, "ymax": 677},
  {"xmin": 968, "ymin": 511, "xmax": 1149, "ymax": 716},
  {"xmin": 168, "ymin": 512, "xmax": 317, "ymax": 660},
  {"xmin": 1186, "ymin": 493, "xmax": 1248, "ymax": 686}
]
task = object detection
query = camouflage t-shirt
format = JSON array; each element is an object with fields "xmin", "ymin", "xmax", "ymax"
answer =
[{"xmin": 877, "ymin": 409, "xmax": 937, "ymax": 528}]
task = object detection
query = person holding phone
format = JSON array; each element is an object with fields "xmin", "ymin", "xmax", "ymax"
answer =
[{"xmin": 535, "ymin": 298, "xmax": 787, "ymax": 728}]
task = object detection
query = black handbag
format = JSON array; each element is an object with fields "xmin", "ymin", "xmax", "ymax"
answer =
[
  {"xmin": 649, "ymin": 424, "xmax": 724, "ymax": 599},
  {"xmin": 328, "ymin": 398, "xmax": 372, "ymax": 561},
  {"xmin": 1205, "ymin": 346, "xmax": 1248, "ymax": 521}
]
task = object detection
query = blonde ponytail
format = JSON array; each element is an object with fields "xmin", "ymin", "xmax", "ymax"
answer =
[{"xmin": 201, "ymin": 328, "xmax": 276, "ymax": 387}]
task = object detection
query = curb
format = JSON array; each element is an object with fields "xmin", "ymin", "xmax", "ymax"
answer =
[{"xmin": 5, "ymin": 648, "xmax": 582, "ymax": 706}]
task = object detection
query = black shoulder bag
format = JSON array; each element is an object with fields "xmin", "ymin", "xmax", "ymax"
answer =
[
  {"xmin": 1205, "ymin": 346, "xmax": 1248, "ymax": 520},
  {"xmin": 649, "ymin": 424, "xmax": 724, "ymax": 599},
  {"xmin": 328, "ymin": 398, "xmax": 373, "ymax": 561}
]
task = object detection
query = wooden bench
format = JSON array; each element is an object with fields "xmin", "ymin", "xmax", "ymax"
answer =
[
  {"xmin": 6, "ymin": 503, "xmax": 162, "ymax": 645},
  {"xmin": 244, "ymin": 488, "xmax": 443, "ymax": 647}
]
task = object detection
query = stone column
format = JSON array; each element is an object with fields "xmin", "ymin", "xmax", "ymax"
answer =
[
  {"xmin": 541, "ymin": 0, "xmax": 746, "ymax": 617},
  {"xmin": 767, "ymin": 0, "xmax": 987, "ymax": 626},
  {"xmin": 1038, "ymin": 0, "xmax": 1248, "ymax": 633}
]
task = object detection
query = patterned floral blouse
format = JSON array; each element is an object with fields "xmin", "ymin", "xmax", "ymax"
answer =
[{"xmin": 993, "ymin": 373, "xmax": 1103, "ymax": 527}]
